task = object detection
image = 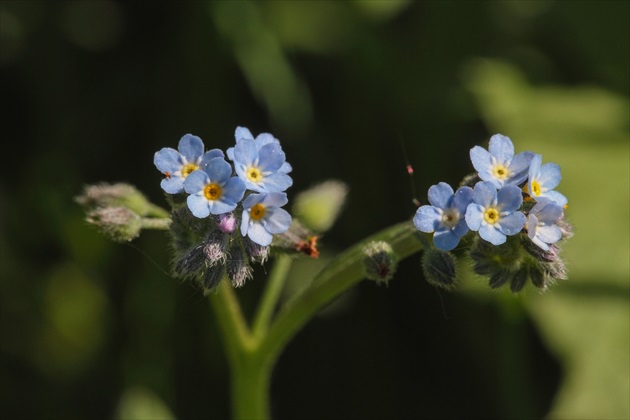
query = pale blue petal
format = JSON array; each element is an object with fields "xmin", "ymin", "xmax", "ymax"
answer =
[
  {"xmin": 160, "ymin": 177, "xmax": 184, "ymax": 194},
  {"xmin": 488, "ymin": 134, "xmax": 514, "ymax": 162},
  {"xmin": 242, "ymin": 193, "xmax": 263, "ymax": 209},
  {"xmin": 226, "ymin": 147, "xmax": 235, "ymax": 161},
  {"xmin": 258, "ymin": 143, "xmax": 285, "ymax": 173},
  {"xmin": 532, "ymin": 236, "xmax": 550, "ymax": 251},
  {"xmin": 529, "ymin": 154, "xmax": 542, "ymax": 179},
  {"xmin": 479, "ymin": 224, "xmax": 506, "ymax": 245},
  {"xmin": 246, "ymin": 223, "xmax": 273, "ymax": 246},
  {"xmin": 261, "ymin": 192, "xmax": 288, "ymax": 208},
  {"xmin": 414, "ymin": 205, "xmax": 440, "ymax": 233},
  {"xmin": 427, "ymin": 182, "xmax": 454, "ymax": 208},
  {"xmin": 279, "ymin": 162, "xmax": 292, "ymax": 174},
  {"xmin": 453, "ymin": 186, "xmax": 474, "ymax": 213},
  {"xmin": 527, "ymin": 214, "xmax": 539, "ymax": 240},
  {"xmin": 255, "ymin": 133, "xmax": 279, "ymax": 148},
  {"xmin": 235, "ymin": 126, "xmax": 254, "ymax": 141},
  {"xmin": 234, "ymin": 139, "xmax": 258, "ymax": 166},
  {"xmin": 465, "ymin": 204, "xmax": 485, "ymax": 231},
  {"xmin": 205, "ymin": 158, "xmax": 232, "ymax": 184},
  {"xmin": 541, "ymin": 190, "xmax": 567, "ymax": 207},
  {"xmin": 222, "ymin": 177, "xmax": 246, "ymax": 204},
  {"xmin": 183, "ymin": 170, "xmax": 209, "ymax": 194},
  {"xmin": 200, "ymin": 149, "xmax": 225, "ymax": 168},
  {"xmin": 536, "ymin": 224, "xmax": 562, "ymax": 244},
  {"xmin": 507, "ymin": 151, "xmax": 534, "ymax": 185},
  {"xmin": 263, "ymin": 208, "xmax": 292, "ymax": 234},
  {"xmin": 532, "ymin": 200, "xmax": 563, "ymax": 224},
  {"xmin": 538, "ymin": 162, "xmax": 562, "ymax": 190},
  {"xmin": 187, "ymin": 194, "xmax": 211, "ymax": 218},
  {"xmin": 498, "ymin": 211, "xmax": 526, "ymax": 235},
  {"xmin": 470, "ymin": 146, "xmax": 493, "ymax": 178},
  {"xmin": 473, "ymin": 182, "xmax": 497, "ymax": 207},
  {"xmin": 241, "ymin": 210, "xmax": 251, "ymax": 236},
  {"xmin": 452, "ymin": 218, "xmax": 470, "ymax": 238},
  {"xmin": 259, "ymin": 173, "xmax": 293, "ymax": 193},
  {"xmin": 178, "ymin": 134, "xmax": 204, "ymax": 162},
  {"xmin": 154, "ymin": 148, "xmax": 183, "ymax": 173},
  {"xmin": 208, "ymin": 200, "xmax": 237, "ymax": 215},
  {"xmin": 497, "ymin": 185, "xmax": 523, "ymax": 213},
  {"xmin": 433, "ymin": 230, "xmax": 460, "ymax": 251}
]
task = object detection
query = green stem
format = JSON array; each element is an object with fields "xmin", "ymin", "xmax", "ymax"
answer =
[
  {"xmin": 259, "ymin": 221, "xmax": 425, "ymax": 369},
  {"xmin": 140, "ymin": 217, "xmax": 171, "ymax": 230},
  {"xmin": 252, "ymin": 254, "xmax": 293, "ymax": 340}
]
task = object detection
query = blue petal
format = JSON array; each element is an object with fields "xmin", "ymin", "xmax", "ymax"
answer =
[
  {"xmin": 200, "ymin": 149, "xmax": 225, "ymax": 169},
  {"xmin": 479, "ymin": 224, "xmax": 506, "ymax": 245},
  {"xmin": 226, "ymin": 147, "xmax": 235, "ymax": 161},
  {"xmin": 433, "ymin": 230, "xmax": 460, "ymax": 251},
  {"xmin": 541, "ymin": 190, "xmax": 567, "ymax": 207},
  {"xmin": 538, "ymin": 162, "xmax": 562, "ymax": 190},
  {"xmin": 507, "ymin": 151, "xmax": 534, "ymax": 185},
  {"xmin": 183, "ymin": 170, "xmax": 209, "ymax": 194},
  {"xmin": 240, "ymin": 209, "xmax": 251, "ymax": 236},
  {"xmin": 453, "ymin": 186, "xmax": 474, "ymax": 213},
  {"xmin": 255, "ymin": 133, "xmax": 279, "ymax": 148},
  {"xmin": 187, "ymin": 194, "xmax": 211, "ymax": 218},
  {"xmin": 160, "ymin": 177, "xmax": 184, "ymax": 194},
  {"xmin": 498, "ymin": 211, "xmax": 526, "ymax": 235},
  {"xmin": 258, "ymin": 143, "xmax": 285, "ymax": 173},
  {"xmin": 532, "ymin": 200, "xmax": 563, "ymax": 224},
  {"xmin": 465, "ymin": 204, "xmax": 484, "ymax": 231},
  {"xmin": 235, "ymin": 126, "xmax": 254, "ymax": 141},
  {"xmin": 259, "ymin": 173, "xmax": 293, "ymax": 193},
  {"xmin": 205, "ymin": 157, "xmax": 232, "ymax": 184},
  {"xmin": 222, "ymin": 177, "xmax": 246, "ymax": 204},
  {"xmin": 427, "ymin": 182, "xmax": 454, "ymax": 209},
  {"xmin": 488, "ymin": 134, "xmax": 514, "ymax": 162},
  {"xmin": 279, "ymin": 162, "xmax": 292, "ymax": 174},
  {"xmin": 536, "ymin": 224, "xmax": 562, "ymax": 244},
  {"xmin": 178, "ymin": 134, "xmax": 204, "ymax": 162},
  {"xmin": 473, "ymin": 182, "xmax": 497, "ymax": 207},
  {"xmin": 470, "ymin": 146, "xmax": 493, "ymax": 179},
  {"xmin": 246, "ymin": 223, "xmax": 273, "ymax": 246},
  {"xmin": 208, "ymin": 199, "xmax": 237, "ymax": 215},
  {"xmin": 452, "ymin": 218, "xmax": 470, "ymax": 238},
  {"xmin": 154, "ymin": 148, "xmax": 183, "ymax": 173},
  {"xmin": 497, "ymin": 185, "xmax": 523, "ymax": 213},
  {"xmin": 263, "ymin": 207, "xmax": 292, "ymax": 234},
  {"xmin": 261, "ymin": 192, "xmax": 288, "ymax": 208},
  {"xmin": 242, "ymin": 193, "xmax": 263, "ymax": 209},
  {"xmin": 527, "ymin": 214, "xmax": 539, "ymax": 239},
  {"xmin": 234, "ymin": 139, "xmax": 258, "ymax": 166},
  {"xmin": 414, "ymin": 205, "xmax": 440, "ymax": 233}
]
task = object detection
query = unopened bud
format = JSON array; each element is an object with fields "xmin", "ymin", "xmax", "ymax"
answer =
[
  {"xmin": 226, "ymin": 244, "xmax": 252, "ymax": 288},
  {"xmin": 509, "ymin": 269, "xmax": 528, "ymax": 293},
  {"xmin": 244, "ymin": 237, "xmax": 270, "ymax": 264},
  {"xmin": 86, "ymin": 207, "xmax": 142, "ymax": 242},
  {"xmin": 362, "ymin": 241, "xmax": 398, "ymax": 284},
  {"xmin": 76, "ymin": 183, "xmax": 154, "ymax": 216},
  {"xmin": 203, "ymin": 230, "xmax": 228, "ymax": 266},
  {"xmin": 202, "ymin": 266, "xmax": 224, "ymax": 292},
  {"xmin": 422, "ymin": 248, "xmax": 457, "ymax": 289},
  {"xmin": 174, "ymin": 245, "xmax": 206, "ymax": 278},
  {"xmin": 218, "ymin": 213, "xmax": 237, "ymax": 234}
]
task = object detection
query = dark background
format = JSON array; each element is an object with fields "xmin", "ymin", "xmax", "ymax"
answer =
[{"xmin": 1, "ymin": 1, "xmax": 628, "ymax": 419}]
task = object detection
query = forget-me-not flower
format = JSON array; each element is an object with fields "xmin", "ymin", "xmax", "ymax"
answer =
[
  {"xmin": 526, "ymin": 199, "xmax": 563, "ymax": 251},
  {"xmin": 231, "ymin": 135, "xmax": 293, "ymax": 193},
  {"xmin": 413, "ymin": 182, "xmax": 474, "ymax": 251},
  {"xmin": 154, "ymin": 134, "xmax": 224, "ymax": 194},
  {"xmin": 527, "ymin": 154, "xmax": 567, "ymax": 207},
  {"xmin": 465, "ymin": 181, "xmax": 526, "ymax": 245},
  {"xmin": 184, "ymin": 157, "xmax": 246, "ymax": 218},
  {"xmin": 470, "ymin": 134, "xmax": 534, "ymax": 189},
  {"xmin": 241, "ymin": 192, "xmax": 292, "ymax": 246},
  {"xmin": 228, "ymin": 127, "xmax": 292, "ymax": 174}
]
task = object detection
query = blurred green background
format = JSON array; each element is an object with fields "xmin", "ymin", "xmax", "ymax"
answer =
[{"xmin": 1, "ymin": 1, "xmax": 628, "ymax": 419}]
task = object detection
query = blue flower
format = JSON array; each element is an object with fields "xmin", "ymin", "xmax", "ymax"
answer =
[
  {"xmin": 183, "ymin": 157, "xmax": 246, "ymax": 218},
  {"xmin": 241, "ymin": 192, "xmax": 292, "ymax": 246},
  {"xmin": 154, "ymin": 134, "xmax": 224, "ymax": 194},
  {"xmin": 231, "ymin": 131, "xmax": 293, "ymax": 193},
  {"xmin": 413, "ymin": 182, "xmax": 474, "ymax": 251},
  {"xmin": 465, "ymin": 181, "xmax": 526, "ymax": 245},
  {"xmin": 470, "ymin": 134, "xmax": 534, "ymax": 189},
  {"xmin": 228, "ymin": 127, "xmax": 292, "ymax": 174},
  {"xmin": 527, "ymin": 154, "xmax": 567, "ymax": 207},
  {"xmin": 526, "ymin": 199, "xmax": 563, "ymax": 251}
]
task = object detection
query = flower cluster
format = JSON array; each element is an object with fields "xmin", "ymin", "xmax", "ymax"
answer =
[
  {"xmin": 413, "ymin": 134, "xmax": 571, "ymax": 292},
  {"xmin": 154, "ymin": 127, "xmax": 293, "ymax": 291}
]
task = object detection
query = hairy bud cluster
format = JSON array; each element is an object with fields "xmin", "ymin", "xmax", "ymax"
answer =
[{"xmin": 362, "ymin": 241, "xmax": 398, "ymax": 284}]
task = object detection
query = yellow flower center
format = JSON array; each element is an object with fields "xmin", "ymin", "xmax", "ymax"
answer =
[
  {"xmin": 483, "ymin": 207, "xmax": 500, "ymax": 224},
  {"xmin": 246, "ymin": 167, "xmax": 262, "ymax": 183},
  {"xmin": 531, "ymin": 180, "xmax": 541, "ymax": 197},
  {"xmin": 250, "ymin": 203, "xmax": 266, "ymax": 221},
  {"xmin": 182, "ymin": 163, "xmax": 199, "ymax": 178},
  {"xmin": 492, "ymin": 164, "xmax": 509, "ymax": 180},
  {"xmin": 204, "ymin": 183, "xmax": 222, "ymax": 201}
]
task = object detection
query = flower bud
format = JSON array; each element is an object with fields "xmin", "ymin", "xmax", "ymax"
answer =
[
  {"xmin": 226, "ymin": 244, "xmax": 252, "ymax": 288},
  {"xmin": 509, "ymin": 268, "xmax": 528, "ymax": 293},
  {"xmin": 202, "ymin": 266, "xmax": 224, "ymax": 292},
  {"xmin": 76, "ymin": 183, "xmax": 154, "ymax": 216},
  {"xmin": 86, "ymin": 207, "xmax": 142, "ymax": 242},
  {"xmin": 203, "ymin": 230, "xmax": 228, "ymax": 266},
  {"xmin": 244, "ymin": 237, "xmax": 270, "ymax": 264},
  {"xmin": 422, "ymin": 248, "xmax": 457, "ymax": 289},
  {"xmin": 218, "ymin": 213, "xmax": 237, "ymax": 234},
  {"xmin": 174, "ymin": 245, "xmax": 206, "ymax": 278},
  {"xmin": 362, "ymin": 241, "xmax": 398, "ymax": 284}
]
